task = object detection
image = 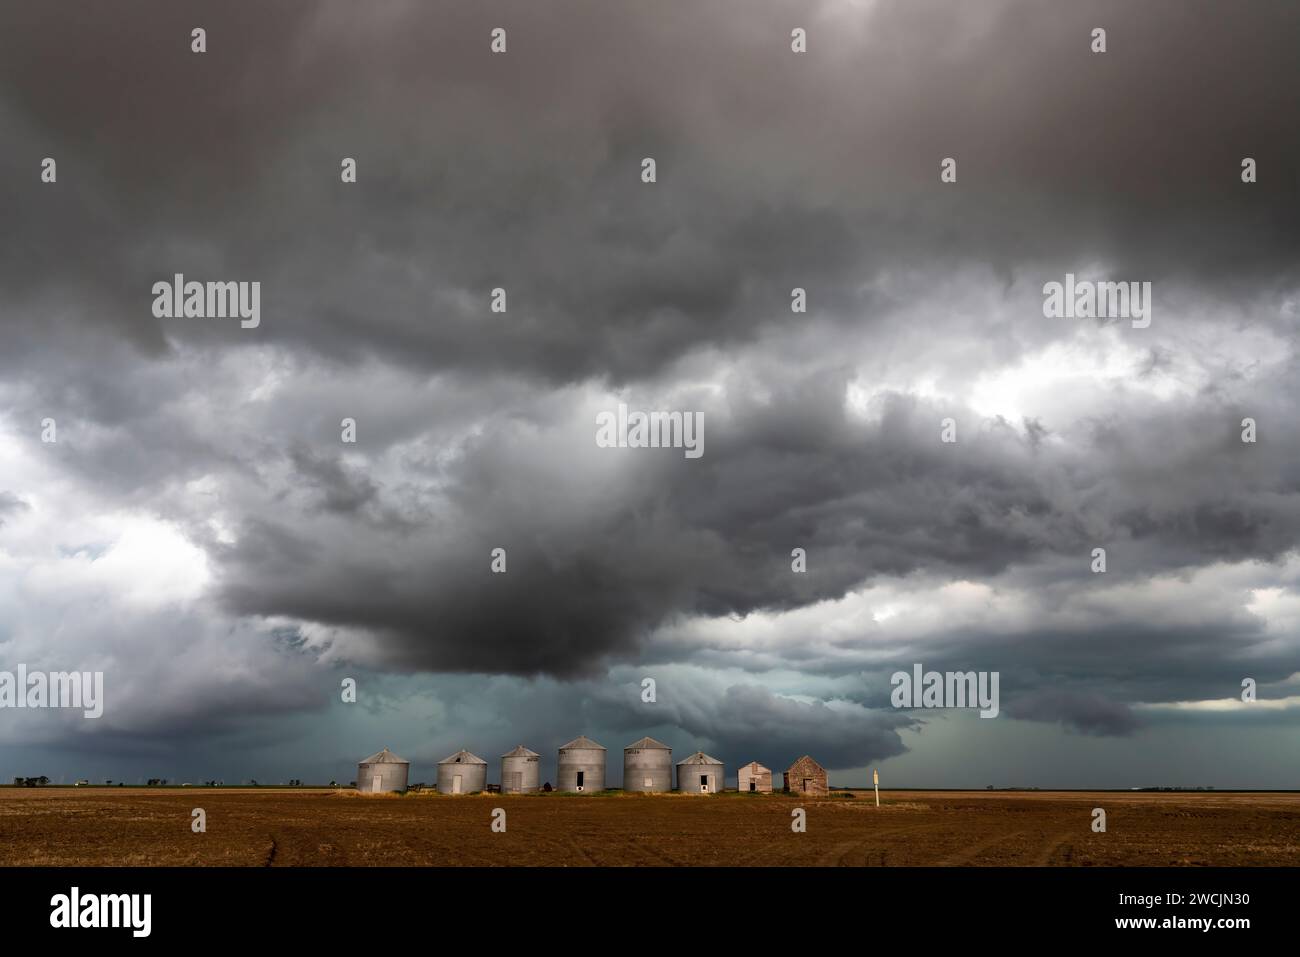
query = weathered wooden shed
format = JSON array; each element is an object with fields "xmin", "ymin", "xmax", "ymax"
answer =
[
  {"xmin": 783, "ymin": 755, "xmax": 827, "ymax": 796},
  {"xmin": 737, "ymin": 761, "xmax": 772, "ymax": 793}
]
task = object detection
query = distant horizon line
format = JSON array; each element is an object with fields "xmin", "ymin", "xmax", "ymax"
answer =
[{"xmin": 6, "ymin": 782, "xmax": 1298, "ymax": 794}]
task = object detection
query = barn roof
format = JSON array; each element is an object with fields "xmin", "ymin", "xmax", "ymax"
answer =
[
  {"xmin": 438, "ymin": 749, "xmax": 487, "ymax": 765},
  {"xmin": 677, "ymin": 750, "xmax": 723, "ymax": 766},
  {"xmin": 624, "ymin": 736, "xmax": 671, "ymax": 751},
  {"xmin": 559, "ymin": 735, "xmax": 606, "ymax": 751},
  {"xmin": 501, "ymin": 745, "xmax": 540, "ymax": 758},
  {"xmin": 359, "ymin": 748, "xmax": 409, "ymax": 765},
  {"xmin": 740, "ymin": 761, "xmax": 771, "ymax": 772},
  {"xmin": 786, "ymin": 755, "xmax": 825, "ymax": 772}
]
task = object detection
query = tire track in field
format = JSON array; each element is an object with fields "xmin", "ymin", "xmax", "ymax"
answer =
[
  {"xmin": 934, "ymin": 829, "xmax": 1027, "ymax": 866},
  {"xmin": 528, "ymin": 831, "xmax": 596, "ymax": 866},
  {"xmin": 626, "ymin": 835, "xmax": 684, "ymax": 866},
  {"xmin": 735, "ymin": 818, "xmax": 948, "ymax": 867},
  {"xmin": 1032, "ymin": 832, "xmax": 1076, "ymax": 866},
  {"xmin": 731, "ymin": 836, "xmax": 785, "ymax": 866},
  {"xmin": 815, "ymin": 840, "xmax": 861, "ymax": 867},
  {"xmin": 826, "ymin": 821, "xmax": 955, "ymax": 867},
  {"xmin": 564, "ymin": 834, "xmax": 599, "ymax": 866}
]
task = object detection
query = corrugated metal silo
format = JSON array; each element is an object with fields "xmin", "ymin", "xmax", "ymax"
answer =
[
  {"xmin": 623, "ymin": 736, "xmax": 672, "ymax": 792},
  {"xmin": 501, "ymin": 745, "xmax": 541, "ymax": 793},
  {"xmin": 357, "ymin": 747, "xmax": 409, "ymax": 793},
  {"xmin": 677, "ymin": 751, "xmax": 724, "ymax": 794},
  {"xmin": 437, "ymin": 749, "xmax": 488, "ymax": 794},
  {"xmin": 557, "ymin": 735, "xmax": 606, "ymax": 792}
]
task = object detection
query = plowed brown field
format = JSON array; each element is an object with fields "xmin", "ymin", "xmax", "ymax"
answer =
[{"xmin": 1, "ymin": 788, "xmax": 1297, "ymax": 866}]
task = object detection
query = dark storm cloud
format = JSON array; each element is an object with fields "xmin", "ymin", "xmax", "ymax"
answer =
[
  {"xmin": 1, "ymin": 0, "xmax": 1298, "ymax": 757},
  {"xmin": 578, "ymin": 679, "xmax": 917, "ymax": 772},
  {"xmin": 208, "ymin": 376, "xmax": 1300, "ymax": 688},
  {"xmin": 1, "ymin": 0, "xmax": 1297, "ymax": 384},
  {"xmin": 288, "ymin": 445, "xmax": 380, "ymax": 516},
  {"xmin": 1003, "ymin": 690, "xmax": 1140, "ymax": 736},
  {"xmin": 663, "ymin": 683, "xmax": 915, "ymax": 772}
]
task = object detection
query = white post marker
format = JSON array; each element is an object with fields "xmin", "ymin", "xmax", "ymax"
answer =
[{"xmin": 873, "ymin": 768, "xmax": 880, "ymax": 807}]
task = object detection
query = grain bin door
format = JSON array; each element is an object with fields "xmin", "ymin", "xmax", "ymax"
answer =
[
  {"xmin": 371, "ymin": 773, "xmax": 381, "ymax": 793},
  {"xmin": 452, "ymin": 774, "xmax": 463, "ymax": 794},
  {"xmin": 509, "ymin": 771, "xmax": 521, "ymax": 792}
]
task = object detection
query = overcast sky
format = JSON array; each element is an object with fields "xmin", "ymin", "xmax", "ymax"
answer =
[{"xmin": 1, "ymin": 0, "xmax": 1297, "ymax": 788}]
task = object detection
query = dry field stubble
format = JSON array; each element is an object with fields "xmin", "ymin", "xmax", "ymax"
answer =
[{"xmin": 1, "ymin": 788, "xmax": 1297, "ymax": 866}]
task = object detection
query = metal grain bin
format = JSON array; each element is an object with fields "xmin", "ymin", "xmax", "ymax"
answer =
[
  {"xmin": 557, "ymin": 735, "xmax": 606, "ymax": 792},
  {"xmin": 437, "ymin": 749, "xmax": 488, "ymax": 794},
  {"xmin": 623, "ymin": 736, "xmax": 672, "ymax": 792},
  {"xmin": 357, "ymin": 747, "xmax": 409, "ymax": 793},
  {"xmin": 677, "ymin": 751, "xmax": 724, "ymax": 794},
  {"xmin": 501, "ymin": 745, "xmax": 541, "ymax": 794}
]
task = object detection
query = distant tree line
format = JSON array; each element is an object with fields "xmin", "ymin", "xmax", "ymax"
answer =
[{"xmin": 7, "ymin": 776, "xmax": 341, "ymax": 788}]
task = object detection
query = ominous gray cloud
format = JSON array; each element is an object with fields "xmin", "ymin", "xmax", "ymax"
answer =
[
  {"xmin": 0, "ymin": 491, "xmax": 27, "ymax": 526},
  {"xmin": 646, "ymin": 682, "xmax": 916, "ymax": 772},
  {"xmin": 1003, "ymin": 690, "xmax": 1141, "ymax": 737},
  {"xmin": 0, "ymin": 0, "xmax": 1297, "ymax": 784}
]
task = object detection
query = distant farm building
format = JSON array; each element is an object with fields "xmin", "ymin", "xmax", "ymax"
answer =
[
  {"xmin": 501, "ymin": 745, "xmax": 541, "ymax": 794},
  {"xmin": 357, "ymin": 748, "xmax": 409, "ymax": 793},
  {"xmin": 677, "ymin": 751, "xmax": 724, "ymax": 793},
  {"xmin": 737, "ymin": 761, "xmax": 772, "ymax": 793},
  {"xmin": 437, "ymin": 750, "xmax": 488, "ymax": 794},
  {"xmin": 783, "ymin": 755, "xmax": 827, "ymax": 796},
  {"xmin": 557, "ymin": 736, "xmax": 607, "ymax": 792},
  {"xmin": 623, "ymin": 736, "xmax": 672, "ymax": 793}
]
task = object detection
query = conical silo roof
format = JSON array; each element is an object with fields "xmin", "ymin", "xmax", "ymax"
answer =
[
  {"xmin": 625, "ymin": 736, "xmax": 671, "ymax": 751},
  {"xmin": 501, "ymin": 745, "xmax": 540, "ymax": 758},
  {"xmin": 677, "ymin": 750, "xmax": 723, "ymax": 765},
  {"xmin": 438, "ymin": 749, "xmax": 487, "ymax": 765},
  {"xmin": 560, "ymin": 735, "xmax": 606, "ymax": 751},
  {"xmin": 360, "ymin": 747, "xmax": 409, "ymax": 765}
]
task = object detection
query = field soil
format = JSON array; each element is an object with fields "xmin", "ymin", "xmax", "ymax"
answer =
[{"xmin": 1, "ymin": 788, "xmax": 1297, "ymax": 866}]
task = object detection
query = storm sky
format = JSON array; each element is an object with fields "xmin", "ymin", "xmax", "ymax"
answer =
[{"xmin": 1, "ymin": 0, "xmax": 1298, "ymax": 787}]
